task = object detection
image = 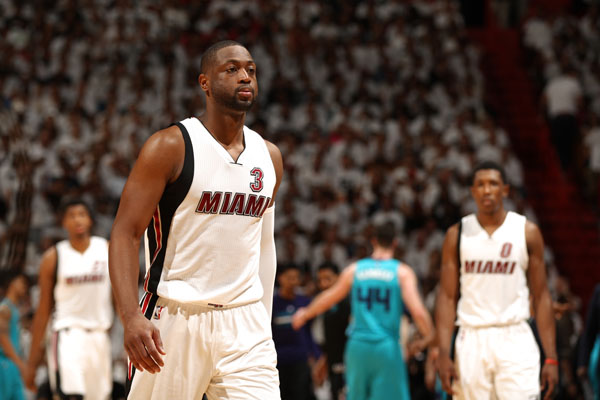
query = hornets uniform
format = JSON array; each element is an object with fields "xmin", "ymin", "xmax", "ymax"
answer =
[
  {"xmin": 346, "ymin": 258, "xmax": 410, "ymax": 400},
  {"xmin": 127, "ymin": 118, "xmax": 279, "ymax": 400},
  {"xmin": 453, "ymin": 212, "xmax": 540, "ymax": 399},
  {"xmin": 0, "ymin": 298, "xmax": 25, "ymax": 400}
]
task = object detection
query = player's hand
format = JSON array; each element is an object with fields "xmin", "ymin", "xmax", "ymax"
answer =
[
  {"xmin": 437, "ymin": 351, "xmax": 458, "ymax": 395},
  {"xmin": 424, "ymin": 347, "xmax": 439, "ymax": 391},
  {"xmin": 291, "ymin": 307, "xmax": 308, "ymax": 330},
  {"xmin": 123, "ymin": 312, "xmax": 166, "ymax": 373},
  {"xmin": 311, "ymin": 356, "xmax": 328, "ymax": 387},
  {"xmin": 23, "ymin": 365, "xmax": 37, "ymax": 392},
  {"xmin": 540, "ymin": 363, "xmax": 558, "ymax": 400}
]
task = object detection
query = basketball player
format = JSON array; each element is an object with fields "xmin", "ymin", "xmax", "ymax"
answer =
[
  {"xmin": 435, "ymin": 161, "xmax": 559, "ymax": 400},
  {"xmin": 25, "ymin": 199, "xmax": 113, "ymax": 400},
  {"xmin": 292, "ymin": 222, "xmax": 435, "ymax": 400},
  {"xmin": 108, "ymin": 40, "xmax": 283, "ymax": 399},
  {"xmin": 0, "ymin": 270, "xmax": 29, "ymax": 400}
]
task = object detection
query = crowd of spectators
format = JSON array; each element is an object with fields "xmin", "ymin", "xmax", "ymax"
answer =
[
  {"xmin": 523, "ymin": 4, "xmax": 600, "ymax": 205},
  {"xmin": 0, "ymin": 0, "xmax": 589, "ymax": 399}
]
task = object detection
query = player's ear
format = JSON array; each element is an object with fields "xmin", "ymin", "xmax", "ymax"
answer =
[
  {"xmin": 502, "ymin": 183, "xmax": 509, "ymax": 197},
  {"xmin": 198, "ymin": 74, "xmax": 209, "ymax": 94}
]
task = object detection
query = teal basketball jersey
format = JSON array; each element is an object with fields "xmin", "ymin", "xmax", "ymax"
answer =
[
  {"xmin": 348, "ymin": 258, "xmax": 402, "ymax": 342},
  {"xmin": 0, "ymin": 298, "xmax": 21, "ymax": 359}
]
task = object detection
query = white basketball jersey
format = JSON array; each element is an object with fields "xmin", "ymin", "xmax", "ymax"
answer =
[
  {"xmin": 456, "ymin": 211, "xmax": 530, "ymax": 327},
  {"xmin": 143, "ymin": 117, "xmax": 276, "ymax": 306},
  {"xmin": 53, "ymin": 236, "xmax": 113, "ymax": 331}
]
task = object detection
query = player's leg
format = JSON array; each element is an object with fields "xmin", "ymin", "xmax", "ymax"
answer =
[
  {"xmin": 454, "ymin": 327, "xmax": 494, "ymax": 400},
  {"xmin": 494, "ymin": 322, "xmax": 540, "ymax": 400},
  {"xmin": 83, "ymin": 331, "xmax": 112, "ymax": 400},
  {"xmin": 369, "ymin": 339, "xmax": 410, "ymax": 400},
  {"xmin": 343, "ymin": 338, "xmax": 372, "ymax": 400},
  {"xmin": 127, "ymin": 298, "xmax": 213, "ymax": 400},
  {"xmin": 205, "ymin": 302, "xmax": 279, "ymax": 400},
  {"xmin": 47, "ymin": 328, "xmax": 87, "ymax": 398}
]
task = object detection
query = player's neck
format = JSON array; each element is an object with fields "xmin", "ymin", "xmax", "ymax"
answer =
[
  {"xmin": 476, "ymin": 209, "xmax": 508, "ymax": 229},
  {"xmin": 69, "ymin": 235, "xmax": 91, "ymax": 253},
  {"xmin": 5, "ymin": 290, "xmax": 19, "ymax": 305},
  {"xmin": 199, "ymin": 107, "xmax": 245, "ymax": 146},
  {"xmin": 371, "ymin": 247, "xmax": 394, "ymax": 260}
]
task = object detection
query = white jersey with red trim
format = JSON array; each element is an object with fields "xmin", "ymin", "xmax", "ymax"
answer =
[
  {"xmin": 53, "ymin": 236, "xmax": 113, "ymax": 331},
  {"xmin": 143, "ymin": 117, "xmax": 276, "ymax": 307},
  {"xmin": 456, "ymin": 211, "xmax": 530, "ymax": 327}
]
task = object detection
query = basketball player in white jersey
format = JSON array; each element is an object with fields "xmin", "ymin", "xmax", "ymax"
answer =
[
  {"xmin": 109, "ymin": 40, "xmax": 283, "ymax": 399},
  {"xmin": 25, "ymin": 199, "xmax": 113, "ymax": 399},
  {"xmin": 435, "ymin": 161, "xmax": 559, "ymax": 400}
]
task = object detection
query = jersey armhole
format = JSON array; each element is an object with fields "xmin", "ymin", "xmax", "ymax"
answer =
[{"xmin": 163, "ymin": 122, "xmax": 194, "ymax": 197}]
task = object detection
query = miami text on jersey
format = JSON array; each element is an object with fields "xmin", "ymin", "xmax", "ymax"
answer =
[
  {"xmin": 464, "ymin": 260, "xmax": 517, "ymax": 274},
  {"xmin": 195, "ymin": 191, "xmax": 272, "ymax": 218}
]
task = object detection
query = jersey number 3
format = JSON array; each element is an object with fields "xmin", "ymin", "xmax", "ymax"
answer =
[{"xmin": 250, "ymin": 168, "xmax": 264, "ymax": 192}]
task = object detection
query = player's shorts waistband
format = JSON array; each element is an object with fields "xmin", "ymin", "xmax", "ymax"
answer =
[
  {"xmin": 156, "ymin": 296, "xmax": 259, "ymax": 312},
  {"xmin": 54, "ymin": 326, "xmax": 109, "ymax": 334},
  {"xmin": 458, "ymin": 319, "xmax": 528, "ymax": 329}
]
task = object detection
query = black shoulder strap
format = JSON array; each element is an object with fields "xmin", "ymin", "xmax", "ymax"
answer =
[{"xmin": 456, "ymin": 219, "xmax": 462, "ymax": 269}]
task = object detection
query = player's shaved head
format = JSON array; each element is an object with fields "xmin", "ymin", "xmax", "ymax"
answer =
[{"xmin": 200, "ymin": 40, "xmax": 247, "ymax": 74}]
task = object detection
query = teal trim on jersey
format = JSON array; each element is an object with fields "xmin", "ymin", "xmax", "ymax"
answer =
[
  {"xmin": 0, "ymin": 299, "xmax": 21, "ymax": 359},
  {"xmin": 348, "ymin": 258, "xmax": 402, "ymax": 342}
]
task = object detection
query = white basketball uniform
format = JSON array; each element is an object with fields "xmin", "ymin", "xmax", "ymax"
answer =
[
  {"xmin": 127, "ymin": 118, "xmax": 280, "ymax": 400},
  {"xmin": 453, "ymin": 212, "xmax": 540, "ymax": 400},
  {"xmin": 48, "ymin": 236, "xmax": 113, "ymax": 400}
]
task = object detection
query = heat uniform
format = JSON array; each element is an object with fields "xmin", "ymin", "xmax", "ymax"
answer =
[
  {"xmin": 48, "ymin": 236, "xmax": 113, "ymax": 400},
  {"xmin": 127, "ymin": 117, "xmax": 279, "ymax": 400},
  {"xmin": 453, "ymin": 211, "xmax": 540, "ymax": 400}
]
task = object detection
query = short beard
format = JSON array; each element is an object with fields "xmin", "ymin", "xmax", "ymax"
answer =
[{"xmin": 211, "ymin": 85, "xmax": 255, "ymax": 112}]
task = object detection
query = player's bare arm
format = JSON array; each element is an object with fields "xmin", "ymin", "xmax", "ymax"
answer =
[
  {"xmin": 399, "ymin": 264, "xmax": 435, "ymax": 354},
  {"xmin": 0, "ymin": 304, "xmax": 26, "ymax": 376},
  {"xmin": 292, "ymin": 264, "xmax": 356, "ymax": 330},
  {"xmin": 109, "ymin": 125, "xmax": 184, "ymax": 374},
  {"xmin": 258, "ymin": 140, "xmax": 284, "ymax": 317},
  {"xmin": 435, "ymin": 223, "xmax": 460, "ymax": 395},
  {"xmin": 525, "ymin": 220, "xmax": 558, "ymax": 400},
  {"xmin": 25, "ymin": 246, "xmax": 57, "ymax": 390},
  {"xmin": 265, "ymin": 140, "xmax": 283, "ymax": 207}
]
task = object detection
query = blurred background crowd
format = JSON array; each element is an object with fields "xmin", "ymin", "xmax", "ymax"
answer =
[{"xmin": 0, "ymin": 0, "xmax": 599, "ymax": 399}]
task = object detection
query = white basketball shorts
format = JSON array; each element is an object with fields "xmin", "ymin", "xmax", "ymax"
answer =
[
  {"xmin": 47, "ymin": 327, "xmax": 112, "ymax": 399},
  {"xmin": 127, "ymin": 297, "xmax": 280, "ymax": 400},
  {"xmin": 453, "ymin": 321, "xmax": 540, "ymax": 400}
]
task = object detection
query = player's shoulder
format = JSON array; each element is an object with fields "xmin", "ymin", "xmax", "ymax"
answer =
[
  {"xmin": 0, "ymin": 302, "xmax": 10, "ymax": 319},
  {"xmin": 147, "ymin": 124, "xmax": 185, "ymax": 149},
  {"xmin": 91, "ymin": 236, "xmax": 109, "ymax": 247}
]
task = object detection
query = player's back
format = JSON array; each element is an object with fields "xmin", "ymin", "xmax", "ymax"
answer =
[{"xmin": 349, "ymin": 258, "xmax": 402, "ymax": 342}]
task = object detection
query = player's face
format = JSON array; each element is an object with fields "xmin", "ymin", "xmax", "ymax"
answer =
[
  {"xmin": 470, "ymin": 169, "xmax": 508, "ymax": 214},
  {"xmin": 208, "ymin": 46, "xmax": 258, "ymax": 112},
  {"xmin": 317, "ymin": 269, "xmax": 338, "ymax": 291},
  {"xmin": 62, "ymin": 204, "xmax": 93, "ymax": 237},
  {"xmin": 12, "ymin": 276, "xmax": 28, "ymax": 300}
]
